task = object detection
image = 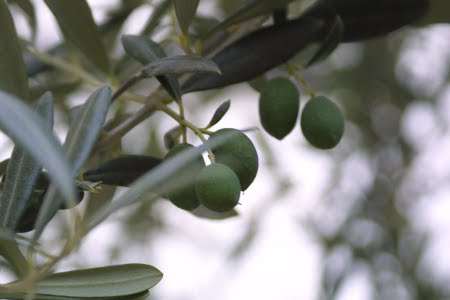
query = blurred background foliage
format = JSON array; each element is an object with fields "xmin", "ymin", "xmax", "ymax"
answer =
[{"xmin": 6, "ymin": 0, "xmax": 450, "ymax": 299}]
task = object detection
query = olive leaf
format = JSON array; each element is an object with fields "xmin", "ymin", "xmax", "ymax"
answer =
[
  {"xmin": 163, "ymin": 126, "xmax": 182, "ymax": 150},
  {"xmin": 174, "ymin": 0, "xmax": 200, "ymax": 34},
  {"xmin": 0, "ymin": 0, "xmax": 29, "ymax": 100},
  {"xmin": 0, "ymin": 90, "xmax": 75, "ymax": 209},
  {"xmin": 209, "ymin": 0, "xmax": 296, "ymax": 34},
  {"xmin": 304, "ymin": 0, "xmax": 429, "ymax": 42},
  {"xmin": 141, "ymin": 0, "xmax": 172, "ymax": 35},
  {"xmin": 307, "ymin": 15, "xmax": 344, "ymax": 66},
  {"xmin": 122, "ymin": 35, "xmax": 182, "ymax": 102},
  {"xmin": 0, "ymin": 92, "xmax": 53, "ymax": 229},
  {"xmin": 83, "ymin": 155, "xmax": 162, "ymax": 187},
  {"xmin": 33, "ymin": 86, "xmax": 111, "ymax": 240},
  {"xmin": 5, "ymin": 264, "xmax": 162, "ymax": 298},
  {"xmin": 44, "ymin": 0, "xmax": 110, "ymax": 73},
  {"xmin": 113, "ymin": 55, "xmax": 220, "ymax": 101},
  {"xmin": 0, "ymin": 291, "xmax": 150, "ymax": 300},
  {"xmin": 206, "ymin": 99, "xmax": 231, "ymax": 128},
  {"xmin": 183, "ymin": 16, "xmax": 326, "ymax": 93},
  {"xmin": 34, "ymin": 264, "xmax": 162, "ymax": 298}
]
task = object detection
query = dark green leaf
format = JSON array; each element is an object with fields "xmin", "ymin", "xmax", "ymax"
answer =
[
  {"xmin": 0, "ymin": 0, "xmax": 29, "ymax": 100},
  {"xmin": 140, "ymin": 55, "xmax": 220, "ymax": 77},
  {"xmin": 122, "ymin": 35, "xmax": 181, "ymax": 101},
  {"xmin": 34, "ymin": 264, "xmax": 162, "ymax": 298},
  {"xmin": 83, "ymin": 155, "xmax": 162, "ymax": 187},
  {"xmin": 304, "ymin": 0, "xmax": 429, "ymax": 42},
  {"xmin": 209, "ymin": 0, "xmax": 295, "ymax": 34},
  {"xmin": 163, "ymin": 126, "xmax": 182, "ymax": 150},
  {"xmin": 0, "ymin": 90, "xmax": 75, "ymax": 208},
  {"xmin": 44, "ymin": 0, "xmax": 110, "ymax": 73},
  {"xmin": 206, "ymin": 99, "xmax": 231, "ymax": 128},
  {"xmin": 183, "ymin": 16, "xmax": 326, "ymax": 93},
  {"xmin": 0, "ymin": 92, "xmax": 53, "ymax": 229},
  {"xmin": 174, "ymin": 0, "xmax": 200, "ymax": 34},
  {"xmin": 33, "ymin": 86, "xmax": 111, "ymax": 239},
  {"xmin": 114, "ymin": 55, "xmax": 220, "ymax": 101},
  {"xmin": 307, "ymin": 15, "xmax": 344, "ymax": 66}
]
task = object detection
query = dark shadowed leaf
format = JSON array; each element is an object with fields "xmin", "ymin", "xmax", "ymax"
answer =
[
  {"xmin": 209, "ymin": 0, "xmax": 295, "ymax": 34},
  {"xmin": 122, "ymin": 35, "xmax": 181, "ymax": 101},
  {"xmin": 114, "ymin": 55, "xmax": 220, "ymax": 101},
  {"xmin": 182, "ymin": 16, "xmax": 326, "ymax": 93},
  {"xmin": 174, "ymin": 0, "xmax": 200, "ymax": 34},
  {"xmin": 33, "ymin": 86, "xmax": 111, "ymax": 239},
  {"xmin": 303, "ymin": 0, "xmax": 429, "ymax": 42},
  {"xmin": 0, "ymin": 90, "xmax": 75, "ymax": 207},
  {"xmin": 141, "ymin": 55, "xmax": 220, "ymax": 77},
  {"xmin": 0, "ymin": 92, "xmax": 53, "ymax": 229},
  {"xmin": 84, "ymin": 155, "xmax": 162, "ymax": 186},
  {"xmin": 307, "ymin": 15, "xmax": 344, "ymax": 66},
  {"xmin": 206, "ymin": 99, "xmax": 231, "ymax": 128},
  {"xmin": 44, "ymin": 0, "xmax": 109, "ymax": 73},
  {"xmin": 0, "ymin": 1, "xmax": 29, "ymax": 100},
  {"xmin": 163, "ymin": 126, "xmax": 182, "ymax": 150}
]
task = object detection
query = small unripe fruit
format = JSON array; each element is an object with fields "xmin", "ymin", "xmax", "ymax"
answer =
[
  {"xmin": 164, "ymin": 143, "xmax": 204, "ymax": 211},
  {"xmin": 209, "ymin": 128, "xmax": 258, "ymax": 191},
  {"xmin": 300, "ymin": 96, "xmax": 344, "ymax": 149},
  {"xmin": 195, "ymin": 163, "xmax": 241, "ymax": 212},
  {"xmin": 259, "ymin": 77, "xmax": 300, "ymax": 140}
]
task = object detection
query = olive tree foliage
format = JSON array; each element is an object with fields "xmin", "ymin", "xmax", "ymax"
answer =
[{"xmin": 0, "ymin": 0, "xmax": 448, "ymax": 299}]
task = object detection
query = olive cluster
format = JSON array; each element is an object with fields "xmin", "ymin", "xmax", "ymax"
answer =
[
  {"xmin": 258, "ymin": 77, "xmax": 344, "ymax": 149},
  {"xmin": 163, "ymin": 128, "xmax": 258, "ymax": 213}
]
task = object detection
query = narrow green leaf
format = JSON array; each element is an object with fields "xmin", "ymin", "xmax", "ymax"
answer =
[
  {"xmin": 141, "ymin": 0, "xmax": 172, "ymax": 35},
  {"xmin": 33, "ymin": 86, "xmax": 111, "ymax": 239},
  {"xmin": 0, "ymin": 90, "xmax": 75, "ymax": 207},
  {"xmin": 209, "ymin": 0, "xmax": 295, "ymax": 34},
  {"xmin": 122, "ymin": 35, "xmax": 182, "ymax": 101},
  {"xmin": 0, "ymin": 291, "xmax": 150, "ymax": 300},
  {"xmin": 174, "ymin": 0, "xmax": 200, "ymax": 34},
  {"xmin": 83, "ymin": 155, "xmax": 162, "ymax": 187},
  {"xmin": 0, "ymin": 0, "xmax": 29, "ymax": 100},
  {"xmin": 0, "ymin": 92, "xmax": 53, "ymax": 229},
  {"xmin": 33, "ymin": 264, "xmax": 162, "ymax": 298},
  {"xmin": 44, "ymin": 0, "xmax": 109, "ymax": 73},
  {"xmin": 63, "ymin": 86, "xmax": 111, "ymax": 175},
  {"xmin": 163, "ymin": 126, "xmax": 182, "ymax": 150},
  {"xmin": 206, "ymin": 99, "xmax": 231, "ymax": 128},
  {"xmin": 307, "ymin": 15, "xmax": 344, "ymax": 66},
  {"xmin": 113, "ymin": 55, "xmax": 220, "ymax": 102},
  {"xmin": 88, "ymin": 130, "xmax": 237, "ymax": 230},
  {"xmin": 140, "ymin": 55, "xmax": 220, "ymax": 77}
]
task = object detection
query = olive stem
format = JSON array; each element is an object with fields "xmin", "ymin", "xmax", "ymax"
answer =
[
  {"xmin": 26, "ymin": 45, "xmax": 102, "ymax": 87},
  {"xmin": 155, "ymin": 103, "xmax": 215, "ymax": 162},
  {"xmin": 0, "ymin": 242, "xmax": 29, "ymax": 278},
  {"xmin": 288, "ymin": 64, "xmax": 316, "ymax": 98}
]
